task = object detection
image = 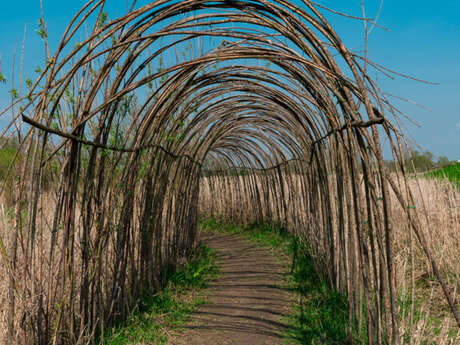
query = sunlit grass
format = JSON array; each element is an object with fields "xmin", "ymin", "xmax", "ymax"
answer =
[
  {"xmin": 424, "ymin": 162, "xmax": 460, "ymax": 188},
  {"xmin": 99, "ymin": 245, "xmax": 218, "ymax": 345}
]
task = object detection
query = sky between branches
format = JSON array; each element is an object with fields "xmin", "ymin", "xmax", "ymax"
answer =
[{"xmin": 0, "ymin": 0, "xmax": 458, "ymax": 159}]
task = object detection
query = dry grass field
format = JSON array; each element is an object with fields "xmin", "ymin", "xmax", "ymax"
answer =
[
  {"xmin": 0, "ymin": 180, "xmax": 197, "ymax": 344},
  {"xmin": 391, "ymin": 178, "xmax": 459, "ymax": 344},
  {"xmin": 1, "ymin": 173, "xmax": 457, "ymax": 344},
  {"xmin": 199, "ymin": 174, "xmax": 460, "ymax": 344}
]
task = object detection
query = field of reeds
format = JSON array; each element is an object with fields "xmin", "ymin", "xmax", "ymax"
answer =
[
  {"xmin": 199, "ymin": 171, "xmax": 460, "ymax": 344},
  {"xmin": 0, "ymin": 152, "xmax": 201, "ymax": 344},
  {"xmin": 1, "ymin": 166, "xmax": 458, "ymax": 344}
]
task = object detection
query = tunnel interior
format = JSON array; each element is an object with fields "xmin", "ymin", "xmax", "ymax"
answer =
[{"xmin": 8, "ymin": 1, "xmax": 456, "ymax": 344}]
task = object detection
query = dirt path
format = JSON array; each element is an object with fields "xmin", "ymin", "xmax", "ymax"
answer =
[{"xmin": 169, "ymin": 232, "xmax": 296, "ymax": 345}]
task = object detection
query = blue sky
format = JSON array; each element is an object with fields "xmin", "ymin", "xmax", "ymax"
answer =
[{"xmin": 0, "ymin": 0, "xmax": 459, "ymax": 159}]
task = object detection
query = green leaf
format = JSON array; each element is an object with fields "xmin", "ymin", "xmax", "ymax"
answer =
[
  {"xmin": 36, "ymin": 18, "xmax": 47, "ymax": 39},
  {"xmin": 64, "ymin": 87, "xmax": 75, "ymax": 103},
  {"xmin": 0, "ymin": 72, "xmax": 6, "ymax": 84},
  {"xmin": 98, "ymin": 12, "xmax": 108, "ymax": 28},
  {"xmin": 192, "ymin": 266, "xmax": 205, "ymax": 278},
  {"xmin": 9, "ymin": 88, "xmax": 18, "ymax": 99}
]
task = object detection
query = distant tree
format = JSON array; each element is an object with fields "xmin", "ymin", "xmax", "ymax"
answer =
[
  {"xmin": 437, "ymin": 156, "xmax": 450, "ymax": 167},
  {"xmin": 422, "ymin": 150, "xmax": 434, "ymax": 163},
  {"xmin": 407, "ymin": 149, "xmax": 435, "ymax": 172}
]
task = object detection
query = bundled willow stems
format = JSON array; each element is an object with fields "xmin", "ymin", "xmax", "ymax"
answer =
[{"xmin": 0, "ymin": 0, "xmax": 458, "ymax": 344}]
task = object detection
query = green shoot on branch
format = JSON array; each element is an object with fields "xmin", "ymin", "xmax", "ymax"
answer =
[
  {"xmin": 98, "ymin": 12, "xmax": 108, "ymax": 28},
  {"xmin": 9, "ymin": 88, "xmax": 18, "ymax": 99},
  {"xmin": 36, "ymin": 18, "xmax": 47, "ymax": 39}
]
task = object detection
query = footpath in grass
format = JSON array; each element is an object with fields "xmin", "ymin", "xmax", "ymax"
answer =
[
  {"xmin": 99, "ymin": 244, "xmax": 219, "ymax": 345},
  {"xmin": 199, "ymin": 217, "xmax": 359, "ymax": 345},
  {"xmin": 100, "ymin": 218, "xmax": 358, "ymax": 345}
]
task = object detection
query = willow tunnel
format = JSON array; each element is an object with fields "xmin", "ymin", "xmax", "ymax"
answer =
[{"xmin": 5, "ymin": 1, "xmax": 459, "ymax": 344}]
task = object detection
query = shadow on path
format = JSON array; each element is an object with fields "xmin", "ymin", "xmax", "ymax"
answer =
[{"xmin": 169, "ymin": 232, "xmax": 298, "ymax": 345}]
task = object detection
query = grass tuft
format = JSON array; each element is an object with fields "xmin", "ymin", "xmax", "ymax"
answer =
[{"xmin": 99, "ymin": 244, "xmax": 218, "ymax": 345}]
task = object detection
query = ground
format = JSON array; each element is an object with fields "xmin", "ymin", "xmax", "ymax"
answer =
[{"xmin": 168, "ymin": 232, "xmax": 296, "ymax": 345}]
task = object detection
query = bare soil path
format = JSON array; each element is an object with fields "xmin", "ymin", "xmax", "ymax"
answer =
[{"xmin": 168, "ymin": 232, "xmax": 296, "ymax": 345}]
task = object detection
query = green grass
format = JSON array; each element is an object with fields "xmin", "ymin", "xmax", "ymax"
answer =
[
  {"xmin": 200, "ymin": 217, "xmax": 361, "ymax": 345},
  {"xmin": 99, "ymin": 244, "xmax": 218, "ymax": 345},
  {"xmin": 424, "ymin": 162, "xmax": 460, "ymax": 188},
  {"xmin": 0, "ymin": 141, "xmax": 17, "ymax": 180}
]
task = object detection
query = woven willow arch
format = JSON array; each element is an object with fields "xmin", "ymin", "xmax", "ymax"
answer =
[{"xmin": 5, "ymin": 0, "xmax": 458, "ymax": 344}]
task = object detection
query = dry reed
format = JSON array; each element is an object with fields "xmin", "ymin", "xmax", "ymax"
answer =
[{"xmin": 199, "ymin": 172, "xmax": 460, "ymax": 344}]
